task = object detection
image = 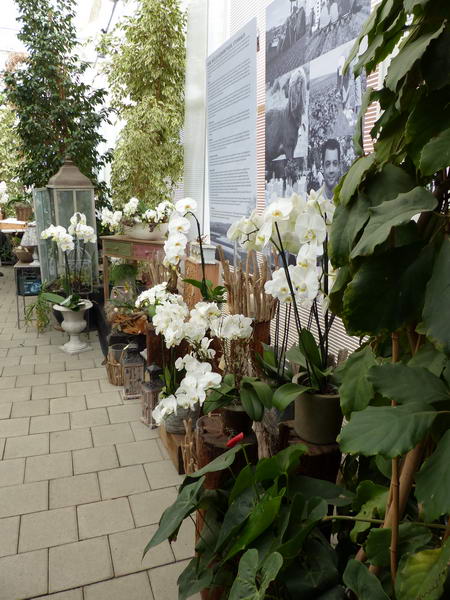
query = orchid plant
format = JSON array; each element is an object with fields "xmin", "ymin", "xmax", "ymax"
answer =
[
  {"xmin": 227, "ymin": 188, "xmax": 337, "ymax": 395},
  {"xmin": 39, "ymin": 212, "xmax": 96, "ymax": 311},
  {"xmin": 100, "ymin": 198, "xmax": 175, "ymax": 233}
]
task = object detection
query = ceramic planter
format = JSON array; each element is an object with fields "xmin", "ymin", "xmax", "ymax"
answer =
[
  {"xmin": 294, "ymin": 391, "xmax": 342, "ymax": 444},
  {"xmin": 53, "ymin": 300, "xmax": 92, "ymax": 354},
  {"xmin": 124, "ymin": 222, "xmax": 168, "ymax": 240}
]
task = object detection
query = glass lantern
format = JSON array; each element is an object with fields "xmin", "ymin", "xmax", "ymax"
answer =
[
  {"xmin": 33, "ymin": 158, "xmax": 98, "ymax": 285},
  {"xmin": 122, "ymin": 343, "xmax": 145, "ymax": 401},
  {"xmin": 66, "ymin": 241, "xmax": 93, "ymax": 294}
]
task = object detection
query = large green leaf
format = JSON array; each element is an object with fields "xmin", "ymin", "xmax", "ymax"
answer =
[
  {"xmin": 289, "ymin": 476, "xmax": 354, "ymax": 506},
  {"xmin": 343, "ymin": 559, "xmax": 390, "ymax": 600},
  {"xmin": 229, "ymin": 464, "xmax": 254, "ymax": 505},
  {"xmin": 240, "ymin": 385, "xmax": 264, "ymax": 422},
  {"xmin": 368, "ymin": 363, "xmax": 449, "ymax": 406},
  {"xmin": 420, "ymin": 127, "xmax": 450, "ymax": 175},
  {"xmin": 350, "ymin": 187, "xmax": 437, "ymax": 258},
  {"xmin": 423, "ymin": 27, "xmax": 450, "ymax": 90},
  {"xmin": 339, "ymin": 155, "xmax": 376, "ymax": 206},
  {"xmin": 272, "ymin": 382, "xmax": 312, "ymax": 411},
  {"xmin": 365, "ymin": 523, "xmax": 432, "ymax": 568},
  {"xmin": 343, "ymin": 243, "xmax": 434, "ymax": 336},
  {"xmin": 188, "ymin": 444, "xmax": 243, "ymax": 479},
  {"xmin": 422, "ymin": 238, "xmax": 450, "ymax": 355},
  {"xmin": 241, "ymin": 378, "xmax": 273, "ymax": 410},
  {"xmin": 351, "ymin": 481, "xmax": 388, "ymax": 542},
  {"xmin": 226, "ymin": 489, "xmax": 284, "ymax": 560},
  {"xmin": 334, "ymin": 346, "xmax": 377, "ymax": 416},
  {"xmin": 178, "ymin": 556, "xmax": 214, "ymax": 600},
  {"xmin": 329, "ymin": 194, "xmax": 370, "ymax": 267},
  {"xmin": 215, "ymin": 487, "xmax": 257, "ymax": 551},
  {"xmin": 408, "ymin": 342, "xmax": 448, "ymax": 376},
  {"xmin": 255, "ymin": 444, "xmax": 307, "ymax": 482},
  {"xmin": 228, "ymin": 549, "xmax": 283, "ymax": 600},
  {"xmin": 338, "ymin": 402, "xmax": 437, "ymax": 457},
  {"xmin": 415, "ymin": 429, "xmax": 450, "ymax": 521},
  {"xmin": 365, "ymin": 164, "xmax": 416, "ymax": 207},
  {"xmin": 385, "ymin": 24, "xmax": 445, "ymax": 91},
  {"xmin": 395, "ymin": 538, "xmax": 450, "ymax": 600},
  {"xmin": 144, "ymin": 477, "xmax": 204, "ymax": 553}
]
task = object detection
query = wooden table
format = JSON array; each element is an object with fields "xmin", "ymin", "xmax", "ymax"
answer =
[{"xmin": 100, "ymin": 235, "xmax": 165, "ymax": 300}]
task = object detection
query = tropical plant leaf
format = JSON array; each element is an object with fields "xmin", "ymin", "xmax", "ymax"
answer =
[
  {"xmin": 365, "ymin": 164, "xmax": 416, "ymax": 207},
  {"xmin": 144, "ymin": 477, "xmax": 204, "ymax": 553},
  {"xmin": 395, "ymin": 538, "xmax": 450, "ymax": 600},
  {"xmin": 408, "ymin": 342, "xmax": 448, "ymax": 376},
  {"xmin": 215, "ymin": 487, "xmax": 257, "ymax": 551},
  {"xmin": 351, "ymin": 481, "xmax": 388, "ymax": 542},
  {"xmin": 338, "ymin": 402, "xmax": 437, "ymax": 457},
  {"xmin": 368, "ymin": 363, "xmax": 449, "ymax": 406},
  {"xmin": 339, "ymin": 155, "xmax": 376, "ymax": 205},
  {"xmin": 343, "ymin": 559, "xmax": 390, "ymax": 600},
  {"xmin": 329, "ymin": 194, "xmax": 370, "ymax": 267},
  {"xmin": 240, "ymin": 385, "xmax": 264, "ymax": 422},
  {"xmin": 228, "ymin": 549, "xmax": 283, "ymax": 600},
  {"xmin": 422, "ymin": 238, "xmax": 450, "ymax": 355},
  {"xmin": 334, "ymin": 346, "xmax": 377, "ymax": 416},
  {"xmin": 420, "ymin": 127, "xmax": 450, "ymax": 175},
  {"xmin": 415, "ymin": 429, "xmax": 450, "ymax": 521},
  {"xmin": 40, "ymin": 291, "xmax": 66, "ymax": 305},
  {"xmin": 272, "ymin": 382, "xmax": 312, "ymax": 411},
  {"xmin": 290, "ymin": 476, "xmax": 354, "ymax": 506},
  {"xmin": 365, "ymin": 523, "xmax": 432, "ymax": 568},
  {"xmin": 187, "ymin": 444, "xmax": 243, "ymax": 480},
  {"xmin": 241, "ymin": 378, "xmax": 273, "ymax": 409},
  {"xmin": 385, "ymin": 23, "xmax": 445, "ymax": 91},
  {"xmin": 255, "ymin": 444, "xmax": 307, "ymax": 482},
  {"xmin": 350, "ymin": 187, "xmax": 437, "ymax": 258},
  {"xmin": 178, "ymin": 556, "xmax": 214, "ymax": 600}
]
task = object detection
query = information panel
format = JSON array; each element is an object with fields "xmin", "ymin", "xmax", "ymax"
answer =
[{"xmin": 207, "ymin": 19, "xmax": 257, "ymax": 258}]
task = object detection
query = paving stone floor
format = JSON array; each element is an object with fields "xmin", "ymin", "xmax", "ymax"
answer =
[{"xmin": 0, "ymin": 267, "xmax": 197, "ymax": 600}]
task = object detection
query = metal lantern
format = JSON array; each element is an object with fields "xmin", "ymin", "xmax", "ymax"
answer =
[
  {"xmin": 33, "ymin": 158, "xmax": 98, "ymax": 284},
  {"xmin": 122, "ymin": 343, "xmax": 145, "ymax": 401},
  {"xmin": 141, "ymin": 364, "xmax": 163, "ymax": 428}
]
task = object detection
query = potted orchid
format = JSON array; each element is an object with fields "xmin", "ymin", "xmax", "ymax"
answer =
[
  {"xmin": 39, "ymin": 212, "xmax": 97, "ymax": 354},
  {"xmin": 227, "ymin": 188, "xmax": 342, "ymax": 443},
  {"xmin": 100, "ymin": 197, "xmax": 175, "ymax": 240}
]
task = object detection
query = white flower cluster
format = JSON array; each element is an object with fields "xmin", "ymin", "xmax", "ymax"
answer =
[
  {"xmin": 122, "ymin": 197, "xmax": 139, "ymax": 217},
  {"xmin": 152, "ymin": 355, "xmax": 222, "ymax": 425},
  {"xmin": 41, "ymin": 225, "xmax": 74, "ymax": 252},
  {"xmin": 68, "ymin": 213, "xmax": 96, "ymax": 244},
  {"xmin": 142, "ymin": 200, "xmax": 175, "ymax": 225},
  {"xmin": 163, "ymin": 198, "xmax": 197, "ymax": 267},
  {"xmin": 210, "ymin": 314, "xmax": 253, "ymax": 340},
  {"xmin": 100, "ymin": 206, "xmax": 122, "ymax": 232},
  {"xmin": 100, "ymin": 199, "xmax": 175, "ymax": 231},
  {"xmin": 227, "ymin": 188, "xmax": 336, "ymax": 306},
  {"xmin": 134, "ymin": 282, "xmax": 184, "ymax": 312},
  {"xmin": 0, "ymin": 181, "xmax": 9, "ymax": 205}
]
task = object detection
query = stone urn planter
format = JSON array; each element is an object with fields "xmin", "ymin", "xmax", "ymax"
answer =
[
  {"xmin": 53, "ymin": 300, "xmax": 92, "ymax": 354},
  {"xmin": 124, "ymin": 222, "xmax": 168, "ymax": 240}
]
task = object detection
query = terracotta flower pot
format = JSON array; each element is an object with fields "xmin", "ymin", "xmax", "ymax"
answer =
[{"xmin": 294, "ymin": 392, "xmax": 342, "ymax": 445}]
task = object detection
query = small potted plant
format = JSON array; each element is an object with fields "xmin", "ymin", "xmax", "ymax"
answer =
[
  {"xmin": 100, "ymin": 198, "xmax": 175, "ymax": 240},
  {"xmin": 39, "ymin": 213, "xmax": 97, "ymax": 354}
]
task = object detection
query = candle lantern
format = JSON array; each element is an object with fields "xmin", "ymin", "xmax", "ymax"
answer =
[
  {"xmin": 122, "ymin": 343, "xmax": 145, "ymax": 401},
  {"xmin": 141, "ymin": 364, "xmax": 164, "ymax": 428}
]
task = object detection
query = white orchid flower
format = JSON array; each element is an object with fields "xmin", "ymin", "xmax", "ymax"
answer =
[{"xmin": 175, "ymin": 197, "xmax": 197, "ymax": 215}]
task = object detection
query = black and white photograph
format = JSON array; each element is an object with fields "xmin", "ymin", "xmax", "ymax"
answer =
[
  {"xmin": 265, "ymin": 64, "xmax": 310, "ymax": 199},
  {"xmin": 266, "ymin": 0, "xmax": 371, "ymax": 85},
  {"xmin": 307, "ymin": 40, "xmax": 364, "ymax": 198}
]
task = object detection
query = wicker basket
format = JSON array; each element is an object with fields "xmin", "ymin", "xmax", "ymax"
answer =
[
  {"xmin": 15, "ymin": 204, "xmax": 33, "ymax": 222},
  {"xmin": 106, "ymin": 359, "xmax": 123, "ymax": 386}
]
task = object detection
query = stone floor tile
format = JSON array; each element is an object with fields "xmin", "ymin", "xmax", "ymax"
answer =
[
  {"xmin": 34, "ymin": 362, "xmax": 66, "ymax": 374},
  {"xmin": 98, "ymin": 465, "xmax": 149, "ymax": 499},
  {"xmin": 70, "ymin": 408, "xmax": 109, "ymax": 430},
  {"xmin": 12, "ymin": 399, "xmax": 49, "ymax": 418},
  {"xmin": 128, "ymin": 488, "xmax": 178, "ymax": 527},
  {"xmin": 36, "ymin": 344, "xmax": 68, "ymax": 355},
  {"xmin": 0, "ymin": 438, "xmax": 4, "ymax": 458},
  {"xmin": 0, "ymin": 458, "xmax": 25, "ymax": 487},
  {"xmin": 91, "ymin": 423, "xmax": 134, "ymax": 447},
  {"xmin": 65, "ymin": 359, "xmax": 96, "ymax": 371},
  {"xmin": 0, "ymin": 516, "xmax": 19, "ymax": 557},
  {"xmin": 73, "ymin": 446, "xmax": 119, "ymax": 475},
  {"xmin": 109, "ymin": 525, "xmax": 174, "ymax": 577},
  {"xmin": 0, "ymin": 417, "xmax": 29, "ymax": 438},
  {"xmin": 49, "ymin": 537, "xmax": 113, "ymax": 593},
  {"xmin": 77, "ymin": 498, "xmax": 134, "ymax": 539},
  {"xmin": 19, "ymin": 506, "xmax": 78, "ymax": 552},
  {"xmin": 171, "ymin": 519, "xmax": 196, "ymax": 561},
  {"xmin": 67, "ymin": 381, "xmax": 100, "ymax": 397},
  {"xmin": 33, "ymin": 589, "xmax": 83, "ymax": 600},
  {"xmin": 0, "ymin": 402, "xmax": 11, "ymax": 419},
  {"xmin": 0, "ymin": 356, "xmax": 22, "ymax": 368},
  {"xmin": 21, "ymin": 354, "xmax": 50, "ymax": 365},
  {"xmin": 50, "ymin": 396, "xmax": 86, "ymax": 414},
  {"xmin": 25, "ymin": 452, "xmax": 72, "ymax": 483},
  {"xmin": 99, "ymin": 380, "xmax": 119, "ymax": 393},
  {"xmin": 30, "ymin": 412, "xmax": 70, "ymax": 434},
  {"xmin": 84, "ymin": 572, "xmax": 154, "ymax": 600},
  {"xmin": 149, "ymin": 560, "xmax": 201, "ymax": 600},
  {"xmin": 0, "ymin": 375, "xmax": 16, "ymax": 389},
  {"xmin": 81, "ymin": 367, "xmax": 107, "ymax": 381},
  {"xmin": 130, "ymin": 421, "xmax": 159, "ymax": 441},
  {"xmin": 7, "ymin": 345, "xmax": 36, "ymax": 357},
  {"xmin": 0, "ymin": 480, "xmax": 48, "ymax": 518},
  {"xmin": 0, "ymin": 548, "xmax": 47, "ymax": 600},
  {"xmin": 85, "ymin": 391, "xmax": 122, "ymax": 409},
  {"xmin": 107, "ymin": 404, "xmax": 141, "ymax": 424},
  {"xmin": 116, "ymin": 440, "xmax": 162, "ymax": 467},
  {"xmin": 50, "ymin": 428, "xmax": 92, "ymax": 453},
  {"xmin": 156, "ymin": 439, "xmax": 170, "ymax": 460},
  {"xmin": 1, "ymin": 364, "xmax": 34, "ymax": 377},
  {"xmin": 16, "ymin": 373, "xmax": 49, "ymax": 388},
  {"xmin": 32, "ymin": 383, "xmax": 67, "ymax": 400},
  {"xmin": 144, "ymin": 460, "xmax": 183, "ymax": 490},
  {"xmin": 50, "ymin": 370, "xmax": 82, "ymax": 384},
  {"xmin": 4, "ymin": 432, "xmax": 49, "ymax": 459},
  {"xmin": 1, "ymin": 387, "xmax": 31, "ymax": 403},
  {"xmin": 50, "ymin": 473, "xmax": 100, "ymax": 509}
]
